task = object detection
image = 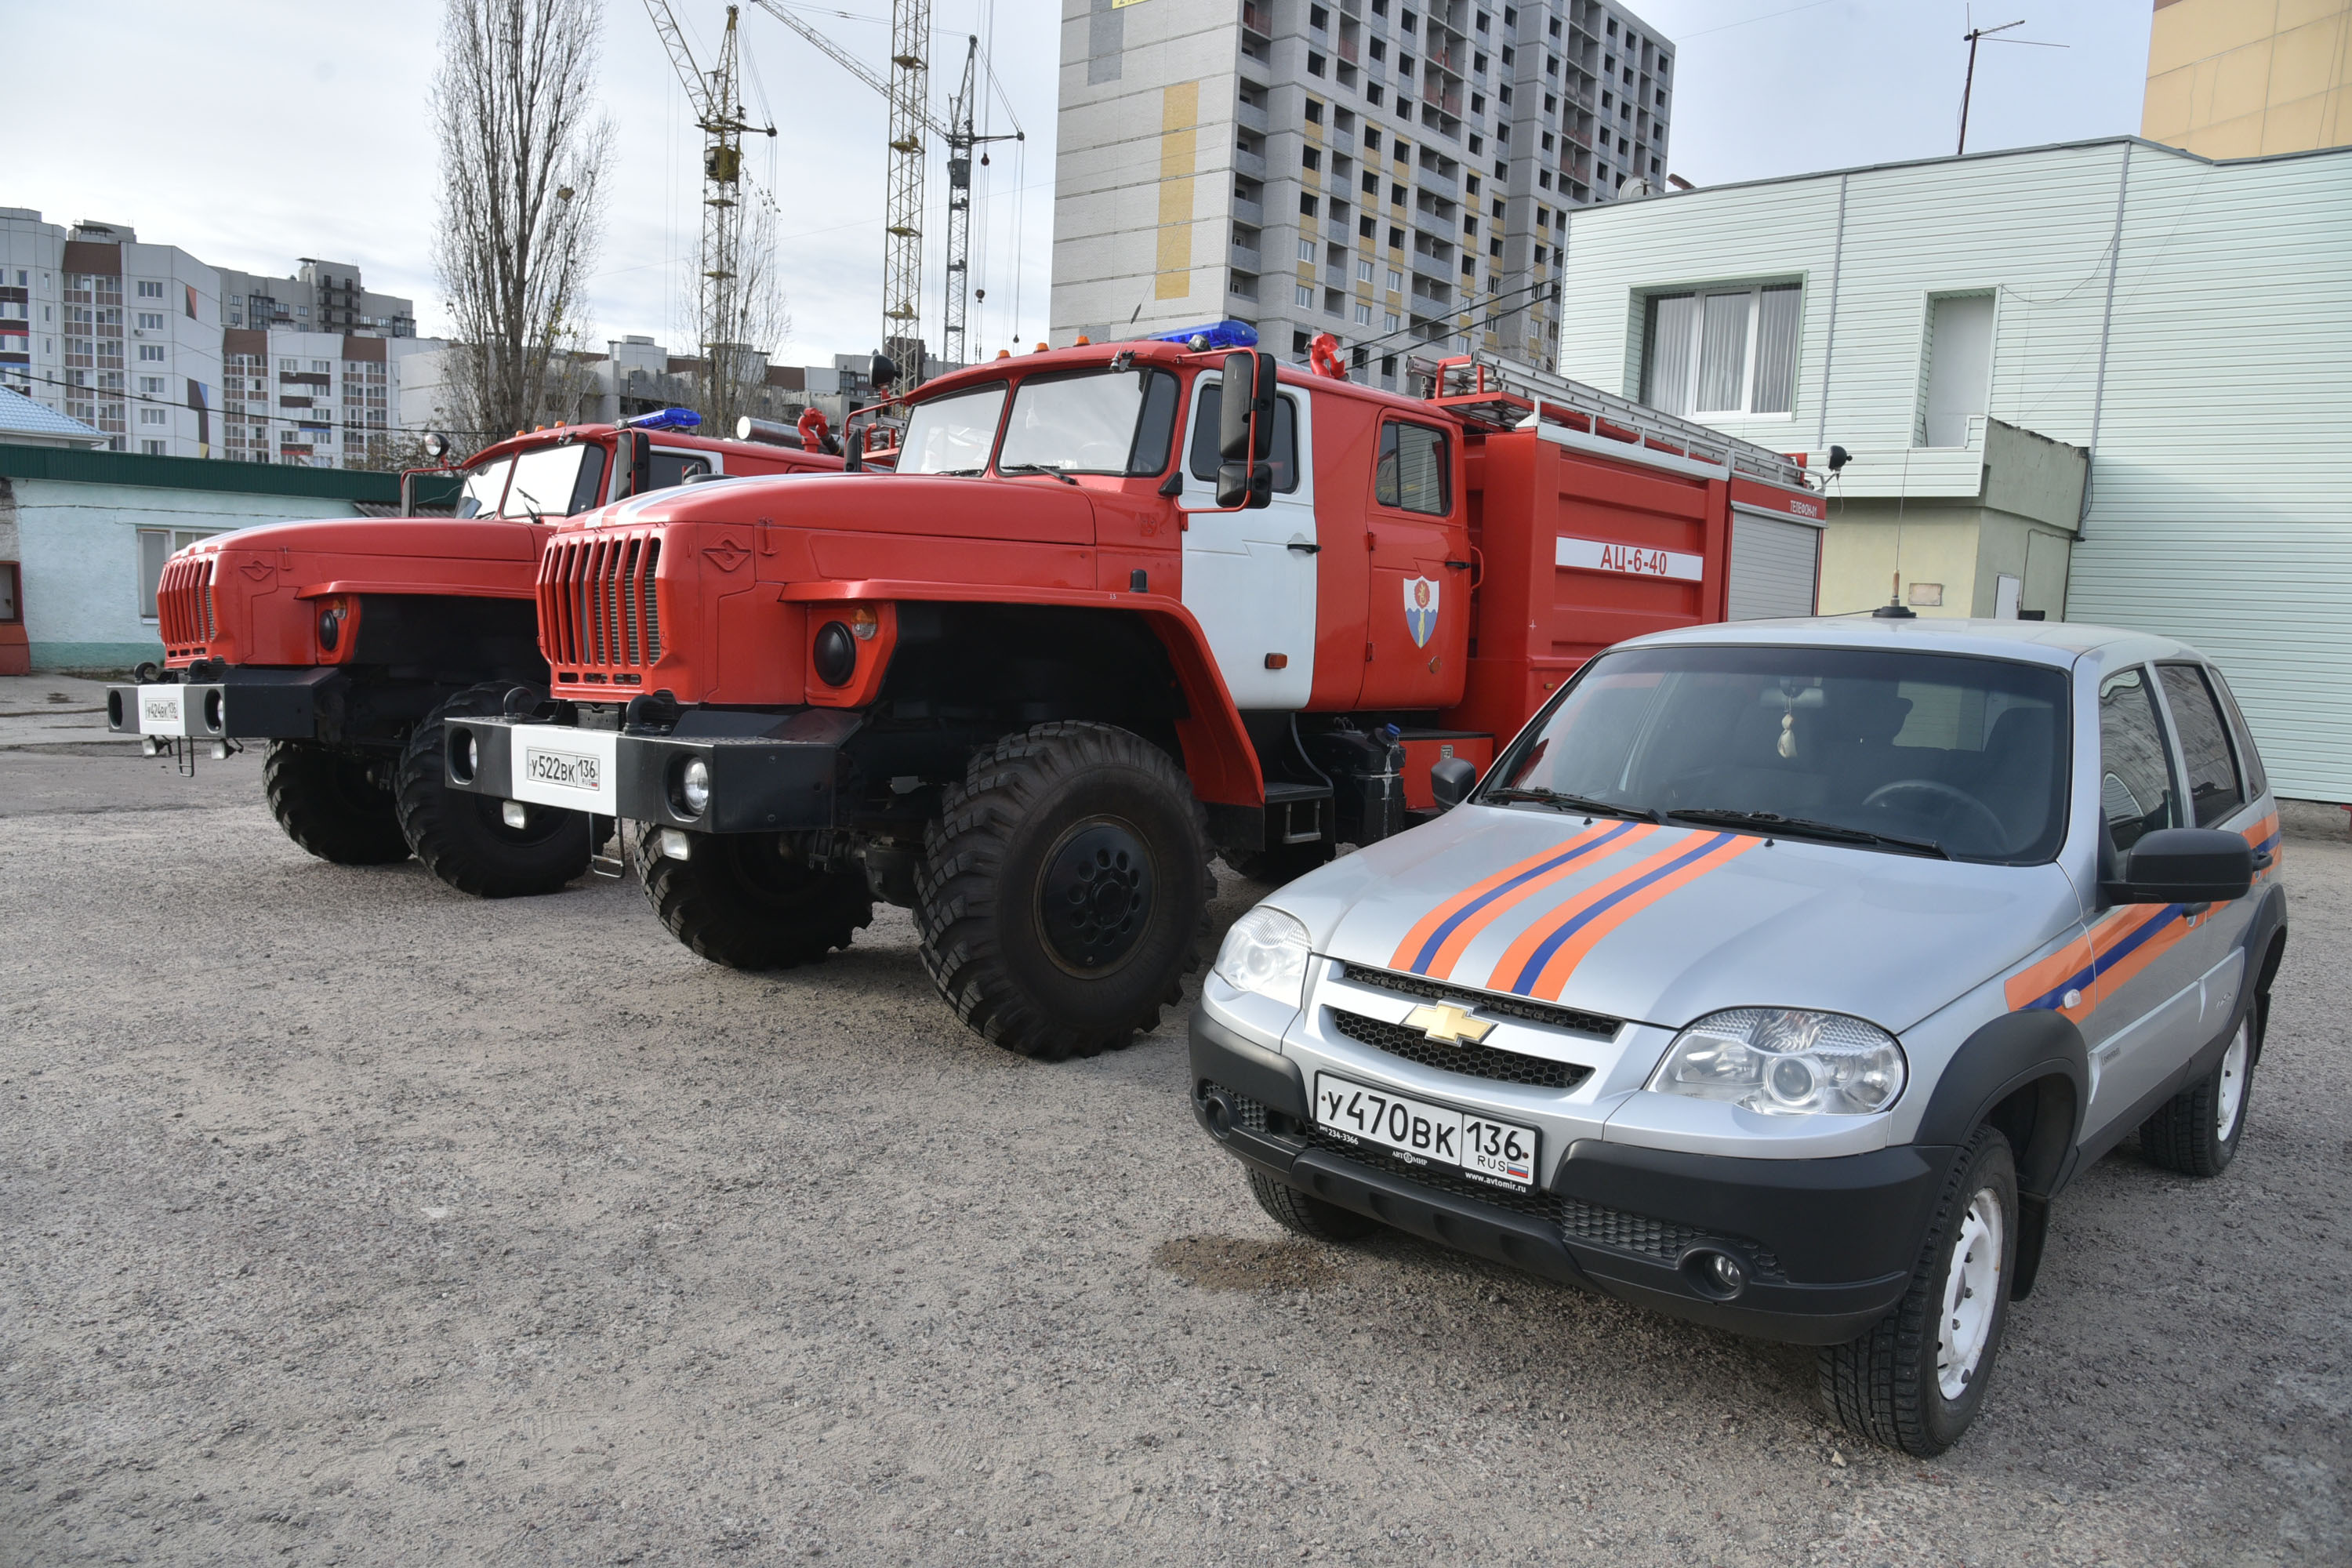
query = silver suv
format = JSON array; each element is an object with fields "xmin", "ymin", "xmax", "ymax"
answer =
[{"xmin": 1190, "ymin": 619, "xmax": 2285, "ymax": 1455}]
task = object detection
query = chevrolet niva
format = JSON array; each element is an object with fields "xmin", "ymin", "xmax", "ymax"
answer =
[{"xmin": 1190, "ymin": 619, "xmax": 2285, "ymax": 1454}]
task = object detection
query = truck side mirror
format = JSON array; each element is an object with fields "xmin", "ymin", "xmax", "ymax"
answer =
[
  {"xmin": 1429, "ymin": 756, "xmax": 1478, "ymax": 810},
  {"xmin": 2101, "ymin": 827, "xmax": 2253, "ymax": 906},
  {"xmin": 616, "ymin": 430, "xmax": 652, "ymax": 499},
  {"xmin": 1214, "ymin": 349, "xmax": 1276, "ymax": 510}
]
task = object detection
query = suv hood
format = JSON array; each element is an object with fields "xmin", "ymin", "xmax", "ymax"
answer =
[{"xmin": 1270, "ymin": 804, "xmax": 2082, "ymax": 1036}]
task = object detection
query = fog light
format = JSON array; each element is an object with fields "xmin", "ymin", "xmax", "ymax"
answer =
[
  {"xmin": 502, "ymin": 800, "xmax": 529, "ymax": 829},
  {"xmin": 675, "ymin": 757, "xmax": 711, "ymax": 818},
  {"xmin": 140, "ymin": 736, "xmax": 160, "ymax": 757},
  {"xmin": 448, "ymin": 729, "xmax": 477, "ymax": 784},
  {"xmin": 209, "ymin": 741, "xmax": 229, "ymax": 760},
  {"xmin": 203, "ymin": 689, "xmax": 225, "ymax": 734},
  {"xmin": 658, "ymin": 827, "xmax": 693, "ymax": 861},
  {"xmin": 1708, "ymin": 1253, "xmax": 1746, "ymax": 1293},
  {"xmin": 1685, "ymin": 1248, "xmax": 1748, "ymax": 1299},
  {"xmin": 107, "ymin": 691, "xmax": 125, "ymax": 729},
  {"xmin": 317, "ymin": 606, "xmax": 341, "ymax": 652},
  {"xmin": 812, "ymin": 620, "xmax": 857, "ymax": 687}
]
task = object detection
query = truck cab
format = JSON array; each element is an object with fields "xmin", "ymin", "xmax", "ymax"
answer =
[
  {"xmin": 441, "ymin": 331, "xmax": 1827, "ymax": 1054},
  {"xmin": 107, "ymin": 415, "xmax": 843, "ymax": 896}
]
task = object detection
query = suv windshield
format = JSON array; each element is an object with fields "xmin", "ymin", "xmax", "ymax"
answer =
[{"xmin": 1489, "ymin": 644, "xmax": 2071, "ymax": 864}]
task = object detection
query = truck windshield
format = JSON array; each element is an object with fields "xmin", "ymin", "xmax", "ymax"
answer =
[
  {"xmin": 456, "ymin": 457, "xmax": 512, "ymax": 518},
  {"xmin": 999, "ymin": 368, "xmax": 1179, "ymax": 475},
  {"xmin": 897, "ymin": 383, "xmax": 1007, "ymax": 474},
  {"xmin": 1488, "ymin": 644, "xmax": 2071, "ymax": 865},
  {"xmin": 504, "ymin": 443, "xmax": 608, "ymax": 518}
]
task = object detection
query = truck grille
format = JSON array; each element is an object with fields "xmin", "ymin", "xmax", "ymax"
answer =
[
  {"xmin": 542, "ymin": 532, "xmax": 661, "ymax": 683},
  {"xmin": 158, "ymin": 554, "xmax": 216, "ymax": 656}
]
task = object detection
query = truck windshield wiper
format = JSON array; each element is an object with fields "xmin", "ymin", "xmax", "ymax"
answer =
[
  {"xmin": 1665, "ymin": 808, "xmax": 1949, "ymax": 858},
  {"xmin": 999, "ymin": 463, "xmax": 1080, "ymax": 485},
  {"xmin": 1483, "ymin": 786, "xmax": 1659, "ymax": 823},
  {"xmin": 932, "ymin": 466, "xmax": 985, "ymax": 477}
]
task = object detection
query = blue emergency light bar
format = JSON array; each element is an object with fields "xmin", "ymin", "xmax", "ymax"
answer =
[
  {"xmin": 1149, "ymin": 320, "xmax": 1258, "ymax": 350},
  {"xmin": 622, "ymin": 407, "xmax": 702, "ymax": 431}
]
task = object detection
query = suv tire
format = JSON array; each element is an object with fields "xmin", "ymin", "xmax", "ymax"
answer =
[
  {"xmin": 1820, "ymin": 1123, "xmax": 2018, "ymax": 1457},
  {"xmin": 395, "ymin": 684, "xmax": 591, "ymax": 898},
  {"xmin": 1247, "ymin": 1170, "xmax": 1378, "ymax": 1243},
  {"xmin": 916, "ymin": 721, "xmax": 1213, "ymax": 1061},
  {"xmin": 2140, "ymin": 1012, "xmax": 2253, "ymax": 1178},
  {"xmin": 263, "ymin": 740, "xmax": 412, "ymax": 866},
  {"xmin": 637, "ymin": 829, "xmax": 873, "ymax": 971}
]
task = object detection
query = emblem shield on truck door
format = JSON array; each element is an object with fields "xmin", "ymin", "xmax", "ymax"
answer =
[{"xmin": 1404, "ymin": 575, "xmax": 1440, "ymax": 648}]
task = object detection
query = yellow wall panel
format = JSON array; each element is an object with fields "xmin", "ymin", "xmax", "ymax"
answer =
[
  {"xmin": 2142, "ymin": 67, "xmax": 2196, "ymax": 138},
  {"xmin": 2143, "ymin": 0, "xmax": 2350, "ymax": 151},
  {"xmin": 2271, "ymin": 14, "xmax": 2347, "ymax": 98},
  {"xmin": 1152, "ymin": 82, "xmax": 1200, "ymax": 302},
  {"xmin": 2187, "ymin": 111, "xmax": 2271, "ymax": 158},
  {"xmin": 2209, "ymin": 39, "xmax": 2278, "ymax": 121}
]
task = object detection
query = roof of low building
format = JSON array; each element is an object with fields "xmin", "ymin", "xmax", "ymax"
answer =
[{"xmin": 0, "ymin": 387, "xmax": 105, "ymax": 447}]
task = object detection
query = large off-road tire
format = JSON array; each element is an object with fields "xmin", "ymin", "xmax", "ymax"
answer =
[
  {"xmin": 636, "ymin": 829, "xmax": 873, "ymax": 971},
  {"xmin": 1247, "ymin": 1169, "xmax": 1379, "ymax": 1243},
  {"xmin": 2140, "ymin": 1012, "xmax": 2254, "ymax": 1178},
  {"xmin": 1820, "ymin": 1124, "xmax": 2018, "ymax": 1457},
  {"xmin": 915, "ymin": 721, "xmax": 1214, "ymax": 1061},
  {"xmin": 394, "ymin": 683, "xmax": 590, "ymax": 898},
  {"xmin": 1232, "ymin": 838, "xmax": 1335, "ymax": 887},
  {"xmin": 263, "ymin": 740, "xmax": 411, "ymax": 866}
]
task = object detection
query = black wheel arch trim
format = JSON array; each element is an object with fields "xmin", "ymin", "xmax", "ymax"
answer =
[{"xmin": 1915, "ymin": 1007, "xmax": 2086, "ymax": 1200}]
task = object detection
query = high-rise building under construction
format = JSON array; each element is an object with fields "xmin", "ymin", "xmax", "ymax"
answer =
[{"xmin": 1051, "ymin": 0, "xmax": 1675, "ymax": 387}]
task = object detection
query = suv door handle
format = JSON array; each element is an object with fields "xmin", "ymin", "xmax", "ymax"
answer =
[{"xmin": 2251, "ymin": 848, "xmax": 2274, "ymax": 870}]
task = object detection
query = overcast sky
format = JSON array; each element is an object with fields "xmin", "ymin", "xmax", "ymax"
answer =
[{"xmin": 10, "ymin": 0, "xmax": 2153, "ymax": 368}]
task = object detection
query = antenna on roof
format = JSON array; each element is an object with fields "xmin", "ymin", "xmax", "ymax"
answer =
[{"xmin": 1957, "ymin": 11, "xmax": 2067, "ymax": 155}]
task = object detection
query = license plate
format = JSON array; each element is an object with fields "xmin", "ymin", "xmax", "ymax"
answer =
[
  {"xmin": 1312, "ymin": 1072, "xmax": 1538, "ymax": 1192},
  {"xmin": 137, "ymin": 685, "xmax": 185, "ymax": 736},
  {"xmin": 524, "ymin": 747, "xmax": 599, "ymax": 792}
]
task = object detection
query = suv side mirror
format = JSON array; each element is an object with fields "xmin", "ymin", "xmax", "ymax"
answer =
[
  {"xmin": 1429, "ymin": 756, "xmax": 1478, "ymax": 811},
  {"xmin": 2103, "ymin": 827, "xmax": 2253, "ymax": 906},
  {"xmin": 1214, "ymin": 348, "xmax": 1276, "ymax": 510}
]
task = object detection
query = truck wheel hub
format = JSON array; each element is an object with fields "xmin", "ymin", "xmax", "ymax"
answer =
[{"xmin": 1039, "ymin": 818, "xmax": 1154, "ymax": 973}]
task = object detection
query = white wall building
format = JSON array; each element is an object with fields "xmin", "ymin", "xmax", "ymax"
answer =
[{"xmin": 1551, "ymin": 136, "xmax": 2352, "ymax": 799}]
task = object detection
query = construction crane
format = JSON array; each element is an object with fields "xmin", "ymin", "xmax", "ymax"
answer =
[
  {"xmin": 644, "ymin": 2, "xmax": 777, "ymax": 430},
  {"xmin": 752, "ymin": 2, "xmax": 1021, "ymax": 378}
]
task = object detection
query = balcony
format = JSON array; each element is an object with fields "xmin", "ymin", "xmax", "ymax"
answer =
[
  {"xmin": 1234, "ymin": 145, "xmax": 1267, "ymax": 181},
  {"xmin": 1236, "ymin": 96, "xmax": 1269, "ymax": 135},
  {"xmin": 1232, "ymin": 195, "xmax": 1265, "ymax": 228},
  {"xmin": 1231, "ymin": 242, "xmax": 1262, "ymax": 273}
]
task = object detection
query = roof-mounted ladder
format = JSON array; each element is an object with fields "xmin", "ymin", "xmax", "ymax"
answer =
[{"xmin": 1410, "ymin": 350, "xmax": 1816, "ymax": 492}]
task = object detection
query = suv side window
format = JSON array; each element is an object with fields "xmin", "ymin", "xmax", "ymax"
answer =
[
  {"xmin": 2098, "ymin": 667, "xmax": 2178, "ymax": 852},
  {"xmin": 2158, "ymin": 663, "xmax": 2245, "ymax": 826},
  {"xmin": 2205, "ymin": 664, "xmax": 2269, "ymax": 799}
]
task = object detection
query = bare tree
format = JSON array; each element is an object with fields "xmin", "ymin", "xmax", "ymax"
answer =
[
  {"xmin": 431, "ymin": 0, "xmax": 613, "ymax": 438},
  {"xmin": 691, "ymin": 194, "xmax": 793, "ymax": 431}
]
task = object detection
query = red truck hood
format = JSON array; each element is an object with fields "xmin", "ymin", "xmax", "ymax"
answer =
[
  {"xmin": 163, "ymin": 516, "xmax": 544, "ymax": 668},
  {"xmin": 579, "ymin": 470, "xmax": 1098, "ymax": 546}
]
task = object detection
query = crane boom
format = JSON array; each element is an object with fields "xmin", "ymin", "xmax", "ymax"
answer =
[
  {"xmin": 644, "ymin": 0, "xmax": 715, "ymax": 120},
  {"xmin": 749, "ymin": 0, "xmax": 948, "ymax": 139}
]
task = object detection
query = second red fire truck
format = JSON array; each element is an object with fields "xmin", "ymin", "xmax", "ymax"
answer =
[{"xmin": 441, "ymin": 330, "xmax": 1830, "ymax": 1056}]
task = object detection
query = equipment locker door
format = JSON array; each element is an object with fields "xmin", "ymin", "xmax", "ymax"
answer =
[
  {"xmin": 1178, "ymin": 373, "xmax": 1317, "ymax": 709},
  {"xmin": 1726, "ymin": 510, "xmax": 1822, "ymax": 619}
]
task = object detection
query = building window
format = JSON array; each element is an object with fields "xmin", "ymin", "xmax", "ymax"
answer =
[
  {"xmin": 1642, "ymin": 283, "xmax": 1801, "ymax": 418},
  {"xmin": 142, "ymin": 440, "xmax": 168, "ymax": 456},
  {"xmin": 1298, "ymin": 238, "xmax": 1316, "ymax": 262},
  {"xmin": 1918, "ymin": 291, "xmax": 1995, "ymax": 447},
  {"xmin": 136, "ymin": 280, "xmax": 164, "ymax": 299},
  {"xmin": 1355, "ymin": 302, "xmax": 1374, "ymax": 325},
  {"xmin": 1356, "ymin": 259, "xmax": 1374, "ymax": 282},
  {"xmin": 139, "ymin": 344, "xmax": 165, "ymax": 362},
  {"xmin": 1384, "ymin": 311, "xmax": 1402, "ymax": 332},
  {"xmin": 1385, "ymin": 268, "xmax": 1404, "ymax": 292},
  {"xmin": 139, "ymin": 407, "xmax": 168, "ymax": 426},
  {"xmin": 136, "ymin": 312, "xmax": 165, "ymax": 330},
  {"xmin": 1297, "ymin": 284, "xmax": 1316, "ymax": 308}
]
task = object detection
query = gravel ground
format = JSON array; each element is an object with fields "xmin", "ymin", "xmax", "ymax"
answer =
[{"xmin": 2, "ymin": 736, "xmax": 2346, "ymax": 1567}]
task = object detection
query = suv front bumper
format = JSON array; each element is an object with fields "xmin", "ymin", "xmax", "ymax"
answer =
[
  {"xmin": 1192, "ymin": 1010, "xmax": 1947, "ymax": 1346},
  {"xmin": 442, "ymin": 709, "xmax": 856, "ymax": 835}
]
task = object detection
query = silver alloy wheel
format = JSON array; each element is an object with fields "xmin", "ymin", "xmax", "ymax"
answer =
[
  {"xmin": 2216, "ymin": 1018, "xmax": 2250, "ymax": 1138},
  {"xmin": 1936, "ymin": 1189, "xmax": 2005, "ymax": 1401}
]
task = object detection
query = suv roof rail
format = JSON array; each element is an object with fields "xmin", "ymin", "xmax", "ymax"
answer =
[{"xmin": 1411, "ymin": 350, "xmax": 1814, "ymax": 491}]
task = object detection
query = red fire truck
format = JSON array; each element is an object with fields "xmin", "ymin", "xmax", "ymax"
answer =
[
  {"xmin": 441, "ymin": 333, "xmax": 1828, "ymax": 1054},
  {"xmin": 107, "ymin": 414, "xmax": 844, "ymax": 897}
]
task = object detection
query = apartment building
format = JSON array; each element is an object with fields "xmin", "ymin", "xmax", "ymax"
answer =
[
  {"xmin": 1053, "ymin": 0, "xmax": 1674, "ymax": 387},
  {"xmin": 0, "ymin": 211, "xmax": 415, "ymax": 469},
  {"xmin": 2141, "ymin": 0, "xmax": 2350, "ymax": 157}
]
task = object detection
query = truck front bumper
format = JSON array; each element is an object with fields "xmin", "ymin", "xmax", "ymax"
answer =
[
  {"xmin": 106, "ymin": 670, "xmax": 342, "ymax": 744},
  {"xmin": 441, "ymin": 710, "xmax": 855, "ymax": 835},
  {"xmin": 1190, "ymin": 1010, "xmax": 1944, "ymax": 1347}
]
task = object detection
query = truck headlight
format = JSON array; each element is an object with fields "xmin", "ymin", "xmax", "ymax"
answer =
[
  {"xmin": 675, "ymin": 756, "xmax": 711, "ymax": 818},
  {"xmin": 1211, "ymin": 906, "xmax": 1312, "ymax": 1010},
  {"xmin": 1650, "ymin": 1007, "xmax": 1907, "ymax": 1116}
]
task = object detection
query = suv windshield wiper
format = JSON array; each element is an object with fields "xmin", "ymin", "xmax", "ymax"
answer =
[
  {"xmin": 999, "ymin": 463, "xmax": 1080, "ymax": 485},
  {"xmin": 1665, "ymin": 808, "xmax": 1949, "ymax": 858},
  {"xmin": 1483, "ymin": 786, "xmax": 1660, "ymax": 823}
]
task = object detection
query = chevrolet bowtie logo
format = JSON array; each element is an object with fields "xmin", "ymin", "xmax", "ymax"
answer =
[{"xmin": 1403, "ymin": 1003, "xmax": 1494, "ymax": 1047}]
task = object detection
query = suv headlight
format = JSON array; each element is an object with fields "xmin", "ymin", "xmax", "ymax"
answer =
[
  {"xmin": 1212, "ymin": 907, "xmax": 1312, "ymax": 1010},
  {"xmin": 1650, "ymin": 1008, "xmax": 1907, "ymax": 1116}
]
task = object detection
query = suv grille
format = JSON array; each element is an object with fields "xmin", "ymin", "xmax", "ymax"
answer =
[
  {"xmin": 1341, "ymin": 965, "xmax": 1620, "ymax": 1039},
  {"xmin": 158, "ymin": 554, "xmax": 216, "ymax": 656},
  {"xmin": 1330, "ymin": 1009, "xmax": 1592, "ymax": 1091},
  {"xmin": 543, "ymin": 533, "xmax": 662, "ymax": 682}
]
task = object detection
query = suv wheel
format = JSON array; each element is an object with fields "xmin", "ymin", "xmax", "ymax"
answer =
[
  {"xmin": 2140, "ymin": 1013, "xmax": 2253, "ymax": 1178},
  {"xmin": 1247, "ymin": 1169, "xmax": 1377, "ymax": 1243},
  {"xmin": 637, "ymin": 829, "xmax": 873, "ymax": 971},
  {"xmin": 395, "ymin": 683, "xmax": 590, "ymax": 898},
  {"xmin": 1820, "ymin": 1123, "xmax": 2018, "ymax": 1457},
  {"xmin": 916, "ymin": 721, "xmax": 1213, "ymax": 1061},
  {"xmin": 262, "ymin": 740, "xmax": 411, "ymax": 866}
]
